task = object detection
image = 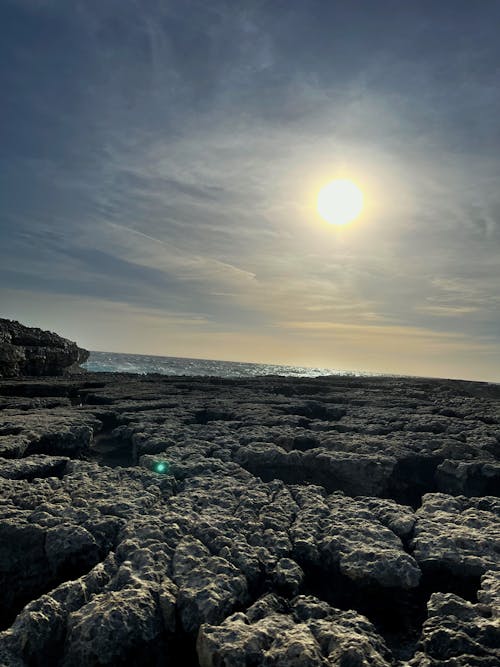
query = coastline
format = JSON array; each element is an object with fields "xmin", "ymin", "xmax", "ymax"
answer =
[
  {"xmin": 83, "ymin": 349, "xmax": 500, "ymax": 384},
  {"xmin": 0, "ymin": 371, "xmax": 499, "ymax": 665}
]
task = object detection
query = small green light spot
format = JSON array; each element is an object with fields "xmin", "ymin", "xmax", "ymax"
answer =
[{"xmin": 154, "ymin": 461, "xmax": 169, "ymax": 474}]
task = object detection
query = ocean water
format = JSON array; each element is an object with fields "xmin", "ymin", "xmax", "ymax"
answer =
[{"xmin": 83, "ymin": 351, "xmax": 376, "ymax": 379}]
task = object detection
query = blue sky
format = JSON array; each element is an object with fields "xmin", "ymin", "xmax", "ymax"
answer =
[{"xmin": 1, "ymin": 0, "xmax": 500, "ymax": 380}]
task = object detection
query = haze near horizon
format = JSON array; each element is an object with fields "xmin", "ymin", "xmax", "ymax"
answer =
[{"xmin": 1, "ymin": 1, "xmax": 500, "ymax": 382}]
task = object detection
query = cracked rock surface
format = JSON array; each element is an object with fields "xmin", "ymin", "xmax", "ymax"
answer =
[{"xmin": 0, "ymin": 372, "xmax": 499, "ymax": 665}]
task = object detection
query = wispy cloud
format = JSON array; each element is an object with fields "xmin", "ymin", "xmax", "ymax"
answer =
[
  {"xmin": 415, "ymin": 305, "xmax": 479, "ymax": 317},
  {"xmin": 1, "ymin": 0, "xmax": 500, "ymax": 379},
  {"xmin": 278, "ymin": 320, "xmax": 492, "ymax": 344}
]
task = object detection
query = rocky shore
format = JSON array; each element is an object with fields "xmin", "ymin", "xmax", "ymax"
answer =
[
  {"xmin": 0, "ymin": 332, "xmax": 499, "ymax": 664},
  {"xmin": 0, "ymin": 319, "xmax": 89, "ymax": 379}
]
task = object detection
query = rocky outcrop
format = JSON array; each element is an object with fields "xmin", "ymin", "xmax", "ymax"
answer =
[
  {"xmin": 198, "ymin": 594, "xmax": 393, "ymax": 667},
  {"xmin": 0, "ymin": 372, "xmax": 499, "ymax": 665},
  {"xmin": 0, "ymin": 319, "xmax": 89, "ymax": 378},
  {"xmin": 0, "ymin": 409, "xmax": 99, "ymax": 458},
  {"xmin": 412, "ymin": 493, "xmax": 500, "ymax": 580},
  {"xmin": 409, "ymin": 572, "xmax": 500, "ymax": 666}
]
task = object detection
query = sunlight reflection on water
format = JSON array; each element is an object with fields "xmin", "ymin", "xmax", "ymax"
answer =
[{"xmin": 83, "ymin": 351, "xmax": 381, "ymax": 378}]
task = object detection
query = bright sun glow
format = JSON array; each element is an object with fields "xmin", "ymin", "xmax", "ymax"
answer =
[{"xmin": 317, "ymin": 179, "xmax": 364, "ymax": 225}]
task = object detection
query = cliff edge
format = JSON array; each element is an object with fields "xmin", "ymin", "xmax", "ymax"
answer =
[{"xmin": 0, "ymin": 318, "xmax": 89, "ymax": 378}]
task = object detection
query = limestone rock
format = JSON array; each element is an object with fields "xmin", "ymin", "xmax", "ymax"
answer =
[
  {"xmin": 63, "ymin": 585, "xmax": 162, "ymax": 666},
  {"xmin": 291, "ymin": 487, "xmax": 421, "ymax": 590},
  {"xmin": 0, "ymin": 369, "xmax": 499, "ymax": 664},
  {"xmin": 436, "ymin": 459, "xmax": 500, "ymax": 497},
  {"xmin": 197, "ymin": 594, "xmax": 393, "ymax": 667},
  {"xmin": 0, "ymin": 454, "xmax": 69, "ymax": 480},
  {"xmin": 0, "ymin": 319, "xmax": 89, "ymax": 378},
  {"xmin": 412, "ymin": 493, "xmax": 500, "ymax": 578},
  {"xmin": 173, "ymin": 537, "xmax": 249, "ymax": 635},
  {"xmin": 409, "ymin": 571, "xmax": 500, "ymax": 666},
  {"xmin": 0, "ymin": 410, "xmax": 99, "ymax": 459},
  {"xmin": 271, "ymin": 557, "xmax": 304, "ymax": 596},
  {"xmin": 45, "ymin": 524, "xmax": 99, "ymax": 574}
]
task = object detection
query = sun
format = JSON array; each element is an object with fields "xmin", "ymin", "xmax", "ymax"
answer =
[{"xmin": 317, "ymin": 179, "xmax": 364, "ymax": 225}]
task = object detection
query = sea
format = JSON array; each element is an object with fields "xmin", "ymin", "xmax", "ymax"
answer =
[{"xmin": 83, "ymin": 351, "xmax": 377, "ymax": 379}]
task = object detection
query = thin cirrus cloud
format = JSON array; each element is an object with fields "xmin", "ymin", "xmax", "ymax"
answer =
[{"xmin": 1, "ymin": 0, "xmax": 499, "ymax": 380}]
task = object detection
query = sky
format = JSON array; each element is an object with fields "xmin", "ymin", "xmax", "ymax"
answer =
[{"xmin": 1, "ymin": 0, "xmax": 500, "ymax": 381}]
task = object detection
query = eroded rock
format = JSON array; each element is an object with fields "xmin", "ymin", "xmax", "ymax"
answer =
[
  {"xmin": 412, "ymin": 493, "xmax": 500, "ymax": 580},
  {"xmin": 197, "ymin": 594, "xmax": 393, "ymax": 667},
  {"xmin": 409, "ymin": 571, "xmax": 500, "ymax": 666},
  {"xmin": 0, "ymin": 319, "xmax": 89, "ymax": 378},
  {"xmin": 0, "ymin": 370, "xmax": 499, "ymax": 665}
]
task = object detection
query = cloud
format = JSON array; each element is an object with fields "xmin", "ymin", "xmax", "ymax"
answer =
[
  {"xmin": 1, "ymin": 0, "xmax": 500, "ymax": 378},
  {"xmin": 279, "ymin": 320, "xmax": 487, "ymax": 342},
  {"xmin": 415, "ymin": 305, "xmax": 479, "ymax": 317},
  {"xmin": 100, "ymin": 222, "xmax": 257, "ymax": 285}
]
